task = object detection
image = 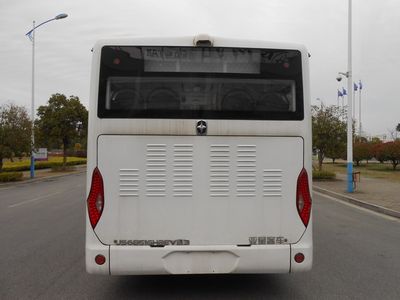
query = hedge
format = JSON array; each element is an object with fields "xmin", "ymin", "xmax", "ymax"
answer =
[
  {"xmin": 2, "ymin": 159, "xmax": 86, "ymax": 172},
  {"xmin": 313, "ymin": 170, "xmax": 336, "ymax": 180},
  {"xmin": 0, "ymin": 172, "xmax": 23, "ymax": 182}
]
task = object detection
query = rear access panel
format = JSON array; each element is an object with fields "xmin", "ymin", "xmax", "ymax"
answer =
[{"xmin": 96, "ymin": 135, "xmax": 304, "ymax": 246}]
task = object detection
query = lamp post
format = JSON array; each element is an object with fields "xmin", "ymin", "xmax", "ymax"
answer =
[
  {"xmin": 336, "ymin": 0, "xmax": 353, "ymax": 193},
  {"xmin": 25, "ymin": 13, "xmax": 68, "ymax": 179}
]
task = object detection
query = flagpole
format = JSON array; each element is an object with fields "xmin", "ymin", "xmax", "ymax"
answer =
[
  {"xmin": 359, "ymin": 83, "xmax": 362, "ymax": 136},
  {"xmin": 337, "ymin": 92, "xmax": 339, "ymax": 107},
  {"xmin": 353, "ymin": 88, "xmax": 356, "ymax": 122},
  {"xmin": 346, "ymin": 0, "xmax": 354, "ymax": 193},
  {"xmin": 342, "ymin": 94, "xmax": 345, "ymax": 121}
]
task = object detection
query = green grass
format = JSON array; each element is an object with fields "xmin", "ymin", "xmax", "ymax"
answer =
[
  {"xmin": 2, "ymin": 157, "xmax": 86, "ymax": 172},
  {"xmin": 312, "ymin": 170, "xmax": 336, "ymax": 181},
  {"xmin": 320, "ymin": 161, "xmax": 400, "ymax": 183}
]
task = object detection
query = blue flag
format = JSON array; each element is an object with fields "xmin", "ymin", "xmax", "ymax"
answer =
[
  {"xmin": 359, "ymin": 80, "xmax": 363, "ymax": 90},
  {"xmin": 338, "ymin": 90, "xmax": 343, "ymax": 97},
  {"xmin": 342, "ymin": 88, "xmax": 347, "ymax": 96},
  {"xmin": 354, "ymin": 83, "xmax": 358, "ymax": 91}
]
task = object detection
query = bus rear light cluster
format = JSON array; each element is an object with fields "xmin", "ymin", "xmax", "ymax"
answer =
[
  {"xmin": 296, "ymin": 168, "xmax": 312, "ymax": 227},
  {"xmin": 87, "ymin": 167, "xmax": 104, "ymax": 229}
]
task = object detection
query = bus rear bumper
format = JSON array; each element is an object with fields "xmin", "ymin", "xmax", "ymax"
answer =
[
  {"xmin": 87, "ymin": 243, "xmax": 312, "ymax": 275},
  {"xmin": 86, "ymin": 225, "xmax": 312, "ymax": 275},
  {"xmin": 108, "ymin": 245, "xmax": 291, "ymax": 275}
]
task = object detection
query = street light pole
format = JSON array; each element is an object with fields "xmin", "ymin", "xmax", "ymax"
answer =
[
  {"xmin": 26, "ymin": 13, "xmax": 68, "ymax": 179},
  {"xmin": 346, "ymin": 0, "xmax": 354, "ymax": 193},
  {"xmin": 337, "ymin": 0, "xmax": 354, "ymax": 192},
  {"xmin": 30, "ymin": 21, "xmax": 35, "ymax": 179}
]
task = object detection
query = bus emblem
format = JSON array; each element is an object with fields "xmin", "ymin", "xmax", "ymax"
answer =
[{"xmin": 196, "ymin": 120, "xmax": 207, "ymax": 135}]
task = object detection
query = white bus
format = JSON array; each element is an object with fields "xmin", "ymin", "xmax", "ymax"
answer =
[{"xmin": 86, "ymin": 35, "xmax": 312, "ymax": 275}]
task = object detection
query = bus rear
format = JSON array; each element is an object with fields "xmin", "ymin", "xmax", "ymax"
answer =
[{"xmin": 86, "ymin": 36, "xmax": 312, "ymax": 275}]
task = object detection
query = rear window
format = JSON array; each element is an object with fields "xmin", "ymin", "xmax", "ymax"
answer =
[{"xmin": 98, "ymin": 46, "xmax": 304, "ymax": 120}]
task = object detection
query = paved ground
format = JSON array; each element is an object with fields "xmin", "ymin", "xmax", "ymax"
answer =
[
  {"xmin": 314, "ymin": 173, "xmax": 400, "ymax": 213},
  {"xmin": 19, "ymin": 164, "xmax": 87, "ymax": 180},
  {"xmin": 1, "ymin": 173, "xmax": 400, "ymax": 299}
]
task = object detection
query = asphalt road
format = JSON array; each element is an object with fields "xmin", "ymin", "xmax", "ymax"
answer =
[{"xmin": 1, "ymin": 173, "xmax": 399, "ymax": 300}]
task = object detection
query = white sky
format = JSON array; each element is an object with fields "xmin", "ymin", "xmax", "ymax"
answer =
[{"xmin": 0, "ymin": 0, "xmax": 399, "ymax": 136}]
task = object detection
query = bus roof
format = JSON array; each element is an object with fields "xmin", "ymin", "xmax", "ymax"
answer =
[{"xmin": 92, "ymin": 35, "xmax": 308, "ymax": 54}]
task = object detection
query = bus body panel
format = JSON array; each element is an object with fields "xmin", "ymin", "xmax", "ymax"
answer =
[
  {"xmin": 95, "ymin": 135, "xmax": 304, "ymax": 246},
  {"xmin": 86, "ymin": 36, "xmax": 312, "ymax": 274}
]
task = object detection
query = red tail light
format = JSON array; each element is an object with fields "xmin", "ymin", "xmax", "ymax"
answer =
[
  {"xmin": 87, "ymin": 167, "xmax": 104, "ymax": 229},
  {"xmin": 296, "ymin": 168, "xmax": 312, "ymax": 227}
]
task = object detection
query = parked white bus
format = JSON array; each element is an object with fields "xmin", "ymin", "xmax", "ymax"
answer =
[{"xmin": 86, "ymin": 35, "xmax": 312, "ymax": 275}]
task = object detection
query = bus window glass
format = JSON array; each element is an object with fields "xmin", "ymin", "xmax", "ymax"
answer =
[{"xmin": 98, "ymin": 46, "xmax": 303, "ymax": 120}]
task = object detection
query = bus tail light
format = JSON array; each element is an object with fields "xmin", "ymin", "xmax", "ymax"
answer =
[
  {"xmin": 296, "ymin": 168, "xmax": 312, "ymax": 227},
  {"xmin": 87, "ymin": 167, "xmax": 104, "ymax": 229}
]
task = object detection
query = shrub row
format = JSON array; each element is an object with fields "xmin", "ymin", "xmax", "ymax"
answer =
[
  {"xmin": 50, "ymin": 150, "xmax": 87, "ymax": 158},
  {"xmin": 313, "ymin": 170, "xmax": 336, "ymax": 181},
  {"xmin": 0, "ymin": 172, "xmax": 23, "ymax": 182},
  {"xmin": 2, "ymin": 159, "xmax": 86, "ymax": 172}
]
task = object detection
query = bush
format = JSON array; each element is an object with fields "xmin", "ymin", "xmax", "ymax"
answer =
[
  {"xmin": 2, "ymin": 157, "xmax": 86, "ymax": 172},
  {"xmin": 313, "ymin": 170, "xmax": 336, "ymax": 180},
  {"xmin": 50, "ymin": 165, "xmax": 75, "ymax": 172},
  {"xmin": 66, "ymin": 150, "xmax": 87, "ymax": 158},
  {"xmin": 0, "ymin": 172, "xmax": 23, "ymax": 182}
]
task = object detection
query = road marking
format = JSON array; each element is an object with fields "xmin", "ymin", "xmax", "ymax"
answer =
[
  {"xmin": 314, "ymin": 191, "xmax": 400, "ymax": 223},
  {"xmin": 8, "ymin": 182, "xmax": 85, "ymax": 208},
  {"xmin": 9, "ymin": 191, "xmax": 66, "ymax": 208},
  {"xmin": 0, "ymin": 186, "xmax": 16, "ymax": 191}
]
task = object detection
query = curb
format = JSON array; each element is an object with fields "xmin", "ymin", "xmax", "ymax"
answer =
[
  {"xmin": 313, "ymin": 186, "xmax": 400, "ymax": 219},
  {"xmin": 0, "ymin": 166, "xmax": 86, "ymax": 188}
]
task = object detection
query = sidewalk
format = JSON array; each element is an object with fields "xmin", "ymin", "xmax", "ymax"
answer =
[
  {"xmin": 314, "ymin": 173, "xmax": 400, "ymax": 218},
  {"xmin": 22, "ymin": 164, "xmax": 86, "ymax": 178},
  {"xmin": 0, "ymin": 165, "xmax": 86, "ymax": 186}
]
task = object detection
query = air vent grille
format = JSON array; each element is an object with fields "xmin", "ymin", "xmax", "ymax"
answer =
[
  {"xmin": 210, "ymin": 145, "xmax": 230, "ymax": 197},
  {"xmin": 146, "ymin": 144, "xmax": 166, "ymax": 197},
  {"xmin": 263, "ymin": 169, "xmax": 283, "ymax": 197},
  {"xmin": 173, "ymin": 144, "xmax": 193, "ymax": 197},
  {"xmin": 119, "ymin": 169, "xmax": 139, "ymax": 197}
]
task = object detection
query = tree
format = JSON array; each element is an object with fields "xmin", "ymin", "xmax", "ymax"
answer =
[
  {"xmin": 312, "ymin": 105, "xmax": 347, "ymax": 171},
  {"xmin": 325, "ymin": 138, "xmax": 346, "ymax": 164},
  {"xmin": 353, "ymin": 142, "xmax": 373, "ymax": 166},
  {"xmin": 35, "ymin": 94, "xmax": 88, "ymax": 169},
  {"xmin": 372, "ymin": 142, "xmax": 386, "ymax": 163},
  {"xmin": 381, "ymin": 141, "xmax": 400, "ymax": 170},
  {"xmin": 370, "ymin": 137, "xmax": 382, "ymax": 144},
  {"xmin": 0, "ymin": 104, "xmax": 31, "ymax": 171}
]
